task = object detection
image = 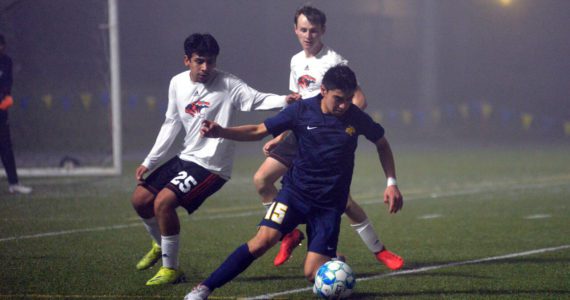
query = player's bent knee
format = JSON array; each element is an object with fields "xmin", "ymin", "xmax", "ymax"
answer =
[
  {"xmin": 248, "ymin": 228, "xmax": 280, "ymax": 257},
  {"xmin": 131, "ymin": 187, "xmax": 155, "ymax": 217},
  {"xmin": 252, "ymin": 171, "xmax": 268, "ymax": 192},
  {"xmin": 247, "ymin": 238, "xmax": 276, "ymax": 257},
  {"xmin": 304, "ymin": 268, "xmax": 317, "ymax": 283}
]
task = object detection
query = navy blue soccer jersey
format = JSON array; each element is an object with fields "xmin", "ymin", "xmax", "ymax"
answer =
[{"xmin": 264, "ymin": 94, "xmax": 385, "ymax": 212}]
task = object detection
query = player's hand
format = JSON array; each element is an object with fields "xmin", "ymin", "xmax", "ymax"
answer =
[
  {"xmin": 285, "ymin": 93, "xmax": 301, "ymax": 104},
  {"xmin": 262, "ymin": 136, "xmax": 281, "ymax": 156},
  {"xmin": 384, "ymin": 185, "xmax": 403, "ymax": 214},
  {"xmin": 200, "ymin": 120, "xmax": 222, "ymax": 138},
  {"xmin": 135, "ymin": 165, "xmax": 149, "ymax": 182}
]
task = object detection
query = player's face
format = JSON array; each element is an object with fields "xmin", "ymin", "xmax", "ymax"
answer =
[
  {"xmin": 294, "ymin": 14, "xmax": 325, "ymax": 56},
  {"xmin": 320, "ymin": 87, "xmax": 354, "ymax": 117},
  {"xmin": 185, "ymin": 53, "xmax": 217, "ymax": 83}
]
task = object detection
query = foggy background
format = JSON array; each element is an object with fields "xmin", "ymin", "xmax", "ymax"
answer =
[{"xmin": 1, "ymin": 0, "xmax": 569, "ymax": 168}]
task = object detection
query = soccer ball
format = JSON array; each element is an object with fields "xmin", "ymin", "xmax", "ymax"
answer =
[{"xmin": 313, "ymin": 260, "xmax": 356, "ymax": 299}]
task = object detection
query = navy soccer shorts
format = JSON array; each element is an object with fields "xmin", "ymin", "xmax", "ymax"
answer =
[
  {"xmin": 268, "ymin": 133, "xmax": 297, "ymax": 168},
  {"xmin": 260, "ymin": 199, "xmax": 342, "ymax": 258},
  {"xmin": 140, "ymin": 156, "xmax": 227, "ymax": 214}
]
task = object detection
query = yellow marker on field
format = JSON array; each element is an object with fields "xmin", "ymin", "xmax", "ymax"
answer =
[
  {"xmin": 481, "ymin": 102, "xmax": 493, "ymax": 120},
  {"xmin": 564, "ymin": 121, "xmax": 570, "ymax": 136},
  {"xmin": 431, "ymin": 108, "xmax": 441, "ymax": 124},
  {"xmin": 80, "ymin": 92, "xmax": 92, "ymax": 110},
  {"xmin": 402, "ymin": 110, "xmax": 412, "ymax": 125},
  {"xmin": 42, "ymin": 94, "xmax": 53, "ymax": 109},
  {"xmin": 521, "ymin": 113, "xmax": 533, "ymax": 130},
  {"xmin": 146, "ymin": 96, "xmax": 157, "ymax": 111},
  {"xmin": 459, "ymin": 103, "xmax": 469, "ymax": 120}
]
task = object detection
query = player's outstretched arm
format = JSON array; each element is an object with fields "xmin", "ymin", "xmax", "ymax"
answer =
[
  {"xmin": 375, "ymin": 136, "xmax": 403, "ymax": 214},
  {"xmin": 201, "ymin": 120, "xmax": 269, "ymax": 141},
  {"xmin": 286, "ymin": 92, "xmax": 302, "ymax": 104}
]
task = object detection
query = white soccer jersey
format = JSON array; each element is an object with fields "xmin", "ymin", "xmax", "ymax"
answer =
[
  {"xmin": 142, "ymin": 69, "xmax": 287, "ymax": 179},
  {"xmin": 289, "ymin": 45, "xmax": 348, "ymax": 99}
]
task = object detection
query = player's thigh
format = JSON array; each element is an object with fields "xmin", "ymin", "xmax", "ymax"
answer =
[
  {"xmin": 306, "ymin": 208, "xmax": 342, "ymax": 257},
  {"xmin": 254, "ymin": 157, "xmax": 288, "ymax": 184},
  {"xmin": 260, "ymin": 200, "xmax": 304, "ymax": 238},
  {"xmin": 154, "ymin": 188, "xmax": 180, "ymax": 214},
  {"xmin": 139, "ymin": 156, "xmax": 182, "ymax": 194},
  {"xmin": 266, "ymin": 133, "xmax": 297, "ymax": 169},
  {"xmin": 131, "ymin": 185, "xmax": 155, "ymax": 207},
  {"xmin": 304, "ymin": 251, "xmax": 331, "ymax": 282},
  {"xmin": 164, "ymin": 161, "xmax": 227, "ymax": 214}
]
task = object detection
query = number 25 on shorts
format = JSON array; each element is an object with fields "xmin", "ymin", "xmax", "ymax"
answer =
[
  {"xmin": 264, "ymin": 202, "xmax": 288, "ymax": 224},
  {"xmin": 170, "ymin": 171, "xmax": 198, "ymax": 193}
]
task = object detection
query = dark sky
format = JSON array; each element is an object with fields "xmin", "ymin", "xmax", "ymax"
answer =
[
  {"xmin": 1, "ymin": 0, "xmax": 569, "ymax": 156},
  {"xmin": 3, "ymin": 0, "xmax": 568, "ymax": 111}
]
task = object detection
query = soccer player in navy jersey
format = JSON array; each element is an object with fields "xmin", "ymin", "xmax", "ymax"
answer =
[
  {"xmin": 254, "ymin": 5, "xmax": 403, "ymax": 269},
  {"xmin": 185, "ymin": 65, "xmax": 403, "ymax": 299}
]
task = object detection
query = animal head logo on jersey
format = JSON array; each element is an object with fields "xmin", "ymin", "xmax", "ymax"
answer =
[
  {"xmin": 185, "ymin": 100, "xmax": 210, "ymax": 118},
  {"xmin": 345, "ymin": 125, "xmax": 356, "ymax": 136},
  {"xmin": 298, "ymin": 75, "xmax": 317, "ymax": 89}
]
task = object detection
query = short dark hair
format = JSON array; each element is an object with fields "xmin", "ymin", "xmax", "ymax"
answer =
[
  {"xmin": 294, "ymin": 5, "xmax": 326, "ymax": 27},
  {"xmin": 322, "ymin": 65, "xmax": 357, "ymax": 94},
  {"xmin": 184, "ymin": 33, "xmax": 220, "ymax": 58}
]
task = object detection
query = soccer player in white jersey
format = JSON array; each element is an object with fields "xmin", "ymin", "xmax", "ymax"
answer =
[
  {"xmin": 252, "ymin": 5, "xmax": 404, "ymax": 270},
  {"xmin": 130, "ymin": 33, "xmax": 300, "ymax": 286}
]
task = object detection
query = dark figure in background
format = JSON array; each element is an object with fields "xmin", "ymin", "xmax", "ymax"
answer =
[{"xmin": 0, "ymin": 34, "xmax": 31, "ymax": 194}]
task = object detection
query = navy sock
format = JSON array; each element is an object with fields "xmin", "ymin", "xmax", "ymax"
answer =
[{"xmin": 203, "ymin": 243, "xmax": 257, "ymax": 290}]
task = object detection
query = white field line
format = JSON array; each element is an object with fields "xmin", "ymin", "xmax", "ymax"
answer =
[
  {"xmin": 0, "ymin": 179, "xmax": 567, "ymax": 243},
  {"xmin": 0, "ymin": 223, "xmax": 141, "ymax": 242},
  {"xmin": 246, "ymin": 244, "xmax": 570, "ymax": 299},
  {"xmin": 524, "ymin": 214, "xmax": 552, "ymax": 219},
  {"xmin": 358, "ymin": 179, "xmax": 568, "ymax": 206},
  {"xmin": 0, "ymin": 211, "xmax": 262, "ymax": 243}
]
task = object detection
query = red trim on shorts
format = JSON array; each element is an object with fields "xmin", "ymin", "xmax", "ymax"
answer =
[{"xmin": 183, "ymin": 173, "xmax": 220, "ymax": 204}]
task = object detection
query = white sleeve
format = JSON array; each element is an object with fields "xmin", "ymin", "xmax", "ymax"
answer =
[
  {"xmin": 330, "ymin": 47, "xmax": 348, "ymax": 66},
  {"xmin": 289, "ymin": 62, "xmax": 299, "ymax": 93},
  {"xmin": 141, "ymin": 80, "xmax": 183, "ymax": 170},
  {"xmin": 230, "ymin": 77, "xmax": 287, "ymax": 112}
]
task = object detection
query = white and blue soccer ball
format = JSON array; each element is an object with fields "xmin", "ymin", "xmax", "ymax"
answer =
[{"xmin": 313, "ymin": 260, "xmax": 356, "ymax": 299}]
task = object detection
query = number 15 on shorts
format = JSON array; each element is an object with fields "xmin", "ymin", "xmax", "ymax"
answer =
[{"xmin": 264, "ymin": 202, "xmax": 288, "ymax": 224}]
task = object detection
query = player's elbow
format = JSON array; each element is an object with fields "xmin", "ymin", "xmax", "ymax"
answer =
[
  {"xmin": 249, "ymin": 124, "xmax": 268, "ymax": 141},
  {"xmin": 375, "ymin": 136, "xmax": 389, "ymax": 151},
  {"xmin": 252, "ymin": 131, "xmax": 268, "ymax": 141}
]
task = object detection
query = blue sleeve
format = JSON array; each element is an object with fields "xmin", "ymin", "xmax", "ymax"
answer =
[
  {"xmin": 264, "ymin": 101, "xmax": 299, "ymax": 137},
  {"xmin": 355, "ymin": 109, "xmax": 385, "ymax": 143}
]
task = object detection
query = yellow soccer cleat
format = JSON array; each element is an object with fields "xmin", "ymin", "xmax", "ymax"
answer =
[
  {"xmin": 146, "ymin": 266, "xmax": 187, "ymax": 286},
  {"xmin": 136, "ymin": 241, "xmax": 162, "ymax": 270}
]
